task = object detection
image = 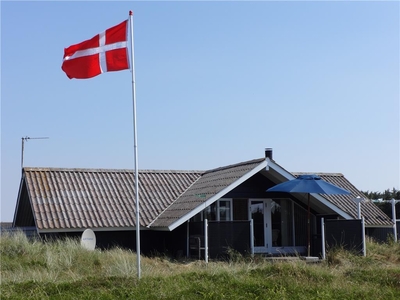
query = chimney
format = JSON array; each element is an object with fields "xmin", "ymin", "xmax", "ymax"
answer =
[{"xmin": 265, "ymin": 148, "xmax": 273, "ymax": 160}]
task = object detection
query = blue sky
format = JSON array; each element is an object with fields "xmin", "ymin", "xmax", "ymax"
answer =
[{"xmin": 1, "ymin": 1, "xmax": 399, "ymax": 221}]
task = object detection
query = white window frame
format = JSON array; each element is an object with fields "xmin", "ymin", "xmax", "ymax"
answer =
[
  {"xmin": 190, "ymin": 199, "xmax": 233, "ymax": 222},
  {"xmin": 217, "ymin": 198, "xmax": 233, "ymax": 221}
]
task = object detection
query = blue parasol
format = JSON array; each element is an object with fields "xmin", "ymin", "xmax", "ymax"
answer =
[{"xmin": 267, "ymin": 174, "xmax": 351, "ymax": 256}]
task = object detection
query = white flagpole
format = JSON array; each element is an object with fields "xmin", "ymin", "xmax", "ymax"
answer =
[{"xmin": 129, "ymin": 10, "xmax": 141, "ymax": 279}]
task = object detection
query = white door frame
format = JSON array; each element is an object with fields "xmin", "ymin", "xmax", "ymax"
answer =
[
  {"xmin": 249, "ymin": 198, "xmax": 306, "ymax": 255},
  {"xmin": 249, "ymin": 199, "xmax": 272, "ymax": 253}
]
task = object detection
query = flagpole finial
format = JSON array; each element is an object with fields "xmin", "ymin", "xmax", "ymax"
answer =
[{"xmin": 129, "ymin": 11, "xmax": 133, "ymax": 16}]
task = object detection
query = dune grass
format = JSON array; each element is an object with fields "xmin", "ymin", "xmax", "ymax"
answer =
[{"xmin": 1, "ymin": 232, "xmax": 399, "ymax": 299}]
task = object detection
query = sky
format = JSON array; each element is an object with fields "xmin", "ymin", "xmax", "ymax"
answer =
[{"xmin": 1, "ymin": 1, "xmax": 399, "ymax": 222}]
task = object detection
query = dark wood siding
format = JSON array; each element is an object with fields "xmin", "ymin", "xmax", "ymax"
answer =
[
  {"xmin": 224, "ymin": 174, "xmax": 309, "ymax": 210},
  {"xmin": 40, "ymin": 223, "xmax": 189, "ymax": 258},
  {"xmin": 366, "ymin": 222, "xmax": 399, "ymax": 243},
  {"xmin": 14, "ymin": 181, "xmax": 35, "ymax": 227},
  {"xmin": 189, "ymin": 221, "xmax": 251, "ymax": 259},
  {"xmin": 226, "ymin": 174, "xmax": 312, "ymax": 216},
  {"xmin": 208, "ymin": 221, "xmax": 251, "ymax": 258},
  {"xmin": 325, "ymin": 219, "xmax": 364, "ymax": 255},
  {"xmin": 233, "ymin": 199, "xmax": 248, "ymax": 220},
  {"xmin": 224, "ymin": 173, "xmax": 274, "ymax": 199}
]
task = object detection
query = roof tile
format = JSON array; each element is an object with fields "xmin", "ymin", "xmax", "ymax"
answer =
[{"xmin": 24, "ymin": 168, "xmax": 202, "ymax": 230}]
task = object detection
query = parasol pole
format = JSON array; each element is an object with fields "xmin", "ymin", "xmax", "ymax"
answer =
[{"xmin": 307, "ymin": 193, "xmax": 311, "ymax": 257}]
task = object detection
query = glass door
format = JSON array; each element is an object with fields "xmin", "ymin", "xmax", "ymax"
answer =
[
  {"xmin": 250, "ymin": 199, "xmax": 296, "ymax": 253},
  {"xmin": 250, "ymin": 200, "xmax": 272, "ymax": 252},
  {"xmin": 269, "ymin": 199, "xmax": 294, "ymax": 248}
]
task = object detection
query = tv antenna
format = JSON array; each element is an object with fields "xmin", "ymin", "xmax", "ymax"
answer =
[{"xmin": 21, "ymin": 136, "xmax": 49, "ymax": 169}]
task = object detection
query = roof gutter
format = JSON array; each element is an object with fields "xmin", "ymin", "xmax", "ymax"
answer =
[{"xmin": 37, "ymin": 226, "xmax": 148, "ymax": 233}]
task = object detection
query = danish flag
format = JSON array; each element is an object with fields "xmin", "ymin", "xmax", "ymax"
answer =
[{"xmin": 62, "ymin": 20, "xmax": 129, "ymax": 79}]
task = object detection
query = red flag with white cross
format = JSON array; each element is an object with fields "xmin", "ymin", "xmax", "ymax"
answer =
[{"xmin": 61, "ymin": 20, "xmax": 129, "ymax": 79}]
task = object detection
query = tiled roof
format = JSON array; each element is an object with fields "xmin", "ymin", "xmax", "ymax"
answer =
[
  {"xmin": 292, "ymin": 172, "xmax": 393, "ymax": 226},
  {"xmin": 23, "ymin": 168, "xmax": 202, "ymax": 230},
  {"xmin": 19, "ymin": 160, "xmax": 392, "ymax": 232},
  {"xmin": 150, "ymin": 159, "xmax": 266, "ymax": 228}
]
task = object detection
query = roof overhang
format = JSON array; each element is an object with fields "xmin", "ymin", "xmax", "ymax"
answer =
[
  {"xmin": 364, "ymin": 224, "xmax": 394, "ymax": 229},
  {"xmin": 265, "ymin": 159, "xmax": 353, "ymax": 220},
  {"xmin": 37, "ymin": 226, "xmax": 146, "ymax": 233}
]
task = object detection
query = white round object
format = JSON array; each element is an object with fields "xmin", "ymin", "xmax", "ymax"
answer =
[{"xmin": 81, "ymin": 229, "xmax": 96, "ymax": 251}]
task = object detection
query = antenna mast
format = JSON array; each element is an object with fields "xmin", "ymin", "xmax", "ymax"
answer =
[{"xmin": 21, "ymin": 136, "xmax": 49, "ymax": 169}]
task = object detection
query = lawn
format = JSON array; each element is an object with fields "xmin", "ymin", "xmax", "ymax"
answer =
[{"xmin": 1, "ymin": 232, "xmax": 399, "ymax": 299}]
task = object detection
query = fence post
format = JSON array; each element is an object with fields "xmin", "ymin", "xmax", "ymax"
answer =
[
  {"xmin": 250, "ymin": 219, "xmax": 254, "ymax": 256},
  {"xmin": 186, "ymin": 221, "xmax": 189, "ymax": 258},
  {"xmin": 391, "ymin": 199, "xmax": 398, "ymax": 242},
  {"xmin": 321, "ymin": 217, "xmax": 326, "ymax": 260},
  {"xmin": 204, "ymin": 218, "xmax": 208, "ymax": 263},
  {"xmin": 352, "ymin": 196, "xmax": 363, "ymax": 219},
  {"xmin": 361, "ymin": 217, "xmax": 366, "ymax": 256}
]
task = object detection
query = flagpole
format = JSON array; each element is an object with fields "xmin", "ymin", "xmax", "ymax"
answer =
[{"xmin": 129, "ymin": 10, "xmax": 141, "ymax": 279}]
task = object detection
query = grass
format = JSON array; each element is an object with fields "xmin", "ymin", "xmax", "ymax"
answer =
[{"xmin": 1, "ymin": 232, "xmax": 399, "ymax": 299}]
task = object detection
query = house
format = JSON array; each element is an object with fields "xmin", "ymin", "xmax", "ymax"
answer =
[
  {"xmin": 0, "ymin": 222, "xmax": 13, "ymax": 232},
  {"xmin": 12, "ymin": 149, "xmax": 393, "ymax": 258}
]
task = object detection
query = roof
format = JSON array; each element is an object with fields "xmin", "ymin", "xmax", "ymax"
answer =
[
  {"xmin": 20, "ymin": 167, "xmax": 201, "ymax": 230},
  {"xmin": 150, "ymin": 158, "xmax": 266, "ymax": 229},
  {"xmin": 292, "ymin": 172, "xmax": 393, "ymax": 226},
  {"xmin": 0, "ymin": 222, "xmax": 13, "ymax": 230},
  {"xmin": 15, "ymin": 159, "xmax": 393, "ymax": 232}
]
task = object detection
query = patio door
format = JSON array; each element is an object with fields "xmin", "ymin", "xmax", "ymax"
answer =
[
  {"xmin": 250, "ymin": 199, "xmax": 295, "ymax": 253},
  {"xmin": 250, "ymin": 200, "xmax": 272, "ymax": 253}
]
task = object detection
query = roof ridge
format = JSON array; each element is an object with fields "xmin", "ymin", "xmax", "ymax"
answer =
[
  {"xmin": 23, "ymin": 167, "xmax": 204, "ymax": 174},
  {"xmin": 204, "ymin": 158, "xmax": 265, "ymax": 174},
  {"xmin": 292, "ymin": 172, "xmax": 344, "ymax": 176}
]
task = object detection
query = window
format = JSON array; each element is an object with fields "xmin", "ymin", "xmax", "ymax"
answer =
[
  {"xmin": 219, "ymin": 200, "xmax": 232, "ymax": 221},
  {"xmin": 271, "ymin": 199, "xmax": 293, "ymax": 247},
  {"xmin": 190, "ymin": 199, "xmax": 233, "ymax": 222},
  {"xmin": 191, "ymin": 211, "xmax": 202, "ymax": 222},
  {"xmin": 204, "ymin": 203, "xmax": 217, "ymax": 221}
]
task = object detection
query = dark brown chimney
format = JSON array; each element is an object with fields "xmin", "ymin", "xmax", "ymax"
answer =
[{"xmin": 265, "ymin": 148, "xmax": 273, "ymax": 160}]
